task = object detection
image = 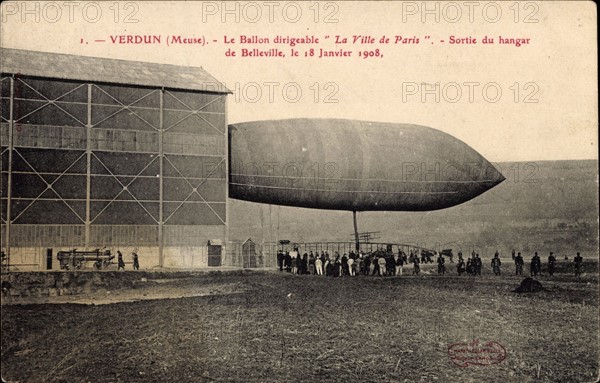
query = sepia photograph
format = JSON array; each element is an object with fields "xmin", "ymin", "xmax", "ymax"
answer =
[{"xmin": 1, "ymin": 1, "xmax": 598, "ymax": 382}]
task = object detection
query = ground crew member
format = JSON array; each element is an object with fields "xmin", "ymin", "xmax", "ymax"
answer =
[
  {"xmin": 364, "ymin": 254, "xmax": 372, "ymax": 275},
  {"xmin": 412, "ymin": 256, "xmax": 420, "ymax": 275},
  {"xmin": 548, "ymin": 252, "xmax": 557, "ymax": 276},
  {"xmin": 466, "ymin": 257, "xmax": 473, "ymax": 275},
  {"xmin": 277, "ymin": 250, "xmax": 284, "ymax": 271},
  {"xmin": 284, "ymin": 252, "xmax": 292, "ymax": 272},
  {"xmin": 457, "ymin": 258, "xmax": 466, "ymax": 275},
  {"xmin": 396, "ymin": 253, "xmax": 404, "ymax": 276},
  {"xmin": 491, "ymin": 253, "xmax": 501, "ymax": 276},
  {"xmin": 474, "ymin": 254, "xmax": 482, "ymax": 275},
  {"xmin": 117, "ymin": 250, "xmax": 125, "ymax": 270},
  {"xmin": 378, "ymin": 255, "xmax": 387, "ymax": 276},
  {"xmin": 437, "ymin": 254, "xmax": 445, "ymax": 275},
  {"xmin": 315, "ymin": 255, "xmax": 323, "ymax": 275},
  {"xmin": 515, "ymin": 252, "xmax": 524, "ymax": 275},
  {"xmin": 531, "ymin": 252, "xmax": 541, "ymax": 276},
  {"xmin": 386, "ymin": 254, "xmax": 395, "ymax": 276},
  {"xmin": 574, "ymin": 252, "xmax": 583, "ymax": 277},
  {"xmin": 132, "ymin": 252, "xmax": 139, "ymax": 270},
  {"xmin": 372, "ymin": 255, "xmax": 379, "ymax": 276}
]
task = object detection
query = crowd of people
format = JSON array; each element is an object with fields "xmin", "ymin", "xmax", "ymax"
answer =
[
  {"xmin": 277, "ymin": 248, "xmax": 407, "ymax": 277},
  {"xmin": 275, "ymin": 248, "xmax": 585, "ymax": 278}
]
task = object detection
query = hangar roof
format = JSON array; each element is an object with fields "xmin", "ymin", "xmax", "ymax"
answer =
[{"xmin": 0, "ymin": 48, "xmax": 231, "ymax": 94}]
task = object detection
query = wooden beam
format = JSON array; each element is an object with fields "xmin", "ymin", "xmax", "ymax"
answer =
[
  {"xmin": 158, "ymin": 88, "xmax": 164, "ymax": 268},
  {"xmin": 353, "ymin": 210, "xmax": 359, "ymax": 252},
  {"xmin": 5, "ymin": 76, "xmax": 15, "ymax": 268},
  {"xmin": 85, "ymin": 84, "xmax": 92, "ymax": 248}
]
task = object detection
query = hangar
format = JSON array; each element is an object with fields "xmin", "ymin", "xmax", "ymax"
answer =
[{"xmin": 1, "ymin": 48, "xmax": 230, "ymax": 270}]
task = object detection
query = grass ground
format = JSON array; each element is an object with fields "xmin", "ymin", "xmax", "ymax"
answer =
[{"xmin": 1, "ymin": 262, "xmax": 598, "ymax": 383}]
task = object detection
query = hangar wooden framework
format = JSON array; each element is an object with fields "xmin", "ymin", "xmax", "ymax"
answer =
[{"xmin": 1, "ymin": 48, "xmax": 230, "ymax": 270}]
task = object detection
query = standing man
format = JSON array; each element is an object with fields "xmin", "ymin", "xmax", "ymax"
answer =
[
  {"xmin": 132, "ymin": 252, "xmax": 140, "ymax": 271},
  {"xmin": 474, "ymin": 254, "xmax": 482, "ymax": 276},
  {"xmin": 117, "ymin": 250, "xmax": 125, "ymax": 271},
  {"xmin": 315, "ymin": 255, "xmax": 323, "ymax": 275},
  {"xmin": 341, "ymin": 253, "xmax": 349, "ymax": 276},
  {"xmin": 358, "ymin": 253, "xmax": 365, "ymax": 276},
  {"xmin": 372, "ymin": 254, "xmax": 379, "ymax": 276},
  {"xmin": 284, "ymin": 251, "xmax": 292, "ymax": 273},
  {"xmin": 348, "ymin": 256, "xmax": 355, "ymax": 276},
  {"xmin": 378, "ymin": 255, "xmax": 387, "ymax": 276},
  {"xmin": 515, "ymin": 252, "xmax": 524, "ymax": 275},
  {"xmin": 531, "ymin": 252, "xmax": 541, "ymax": 276},
  {"xmin": 574, "ymin": 252, "xmax": 583, "ymax": 277},
  {"xmin": 548, "ymin": 252, "xmax": 557, "ymax": 276},
  {"xmin": 457, "ymin": 257, "xmax": 466, "ymax": 275},
  {"xmin": 277, "ymin": 250, "xmax": 284, "ymax": 272},
  {"xmin": 412, "ymin": 256, "xmax": 420, "ymax": 275},
  {"xmin": 437, "ymin": 254, "xmax": 445, "ymax": 275},
  {"xmin": 396, "ymin": 252, "xmax": 404, "ymax": 276},
  {"xmin": 491, "ymin": 253, "xmax": 501, "ymax": 276}
]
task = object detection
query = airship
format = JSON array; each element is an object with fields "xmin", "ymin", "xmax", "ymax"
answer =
[{"xmin": 228, "ymin": 118, "xmax": 505, "ymax": 212}]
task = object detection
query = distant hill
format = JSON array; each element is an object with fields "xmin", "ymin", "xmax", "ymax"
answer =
[{"xmin": 228, "ymin": 160, "xmax": 599, "ymax": 257}]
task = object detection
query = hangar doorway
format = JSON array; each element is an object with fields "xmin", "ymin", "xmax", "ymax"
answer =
[
  {"xmin": 207, "ymin": 240, "xmax": 222, "ymax": 267},
  {"xmin": 242, "ymin": 239, "xmax": 263, "ymax": 268}
]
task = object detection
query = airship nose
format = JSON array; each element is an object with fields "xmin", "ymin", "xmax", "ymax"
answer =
[{"xmin": 490, "ymin": 165, "xmax": 506, "ymax": 185}]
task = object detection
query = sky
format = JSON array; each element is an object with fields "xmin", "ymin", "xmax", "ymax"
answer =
[{"xmin": 1, "ymin": 1, "xmax": 597, "ymax": 162}]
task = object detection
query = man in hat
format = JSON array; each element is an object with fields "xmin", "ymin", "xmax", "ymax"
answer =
[
  {"xmin": 530, "ymin": 252, "xmax": 541, "ymax": 276},
  {"xmin": 515, "ymin": 252, "xmax": 524, "ymax": 275}
]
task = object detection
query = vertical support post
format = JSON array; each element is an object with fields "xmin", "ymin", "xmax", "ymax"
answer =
[
  {"xmin": 353, "ymin": 210, "xmax": 359, "ymax": 252},
  {"xmin": 5, "ymin": 77, "xmax": 15, "ymax": 268},
  {"xmin": 268, "ymin": 204, "xmax": 272, "ymax": 244},
  {"xmin": 158, "ymin": 89, "xmax": 164, "ymax": 267},
  {"xmin": 85, "ymin": 84, "xmax": 92, "ymax": 248},
  {"xmin": 276, "ymin": 206, "xmax": 280, "ymax": 244},
  {"xmin": 224, "ymin": 93, "xmax": 229, "ymax": 262}
]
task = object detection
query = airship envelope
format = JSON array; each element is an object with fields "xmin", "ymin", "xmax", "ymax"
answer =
[{"xmin": 228, "ymin": 119, "xmax": 505, "ymax": 211}]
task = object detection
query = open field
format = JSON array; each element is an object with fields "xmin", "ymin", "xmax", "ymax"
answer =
[{"xmin": 1, "ymin": 260, "xmax": 598, "ymax": 383}]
